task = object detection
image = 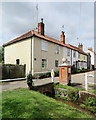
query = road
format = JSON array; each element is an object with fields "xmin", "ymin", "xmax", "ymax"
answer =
[
  {"xmin": 71, "ymin": 71, "xmax": 95, "ymax": 88},
  {"xmin": 0, "ymin": 71, "xmax": 95, "ymax": 91}
]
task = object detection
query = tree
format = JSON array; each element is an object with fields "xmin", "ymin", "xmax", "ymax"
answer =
[{"xmin": 0, "ymin": 46, "xmax": 4, "ymax": 63}]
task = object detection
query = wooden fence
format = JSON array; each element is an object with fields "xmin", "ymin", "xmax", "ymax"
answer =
[{"xmin": 1, "ymin": 64, "xmax": 26, "ymax": 80}]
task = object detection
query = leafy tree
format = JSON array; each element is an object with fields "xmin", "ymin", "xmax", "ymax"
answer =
[{"xmin": 0, "ymin": 46, "xmax": 4, "ymax": 63}]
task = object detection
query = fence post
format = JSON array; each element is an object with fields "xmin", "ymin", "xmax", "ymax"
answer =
[{"xmin": 85, "ymin": 73, "xmax": 88, "ymax": 90}]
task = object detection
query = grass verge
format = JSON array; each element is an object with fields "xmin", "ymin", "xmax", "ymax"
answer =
[{"xmin": 2, "ymin": 88, "xmax": 92, "ymax": 119}]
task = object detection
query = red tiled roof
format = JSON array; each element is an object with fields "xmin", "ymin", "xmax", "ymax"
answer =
[
  {"xmin": 3, "ymin": 30, "xmax": 87, "ymax": 55},
  {"xmin": 68, "ymin": 44, "xmax": 87, "ymax": 55}
]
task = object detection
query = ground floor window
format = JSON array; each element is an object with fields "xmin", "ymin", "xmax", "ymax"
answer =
[
  {"xmin": 67, "ymin": 61, "xmax": 70, "ymax": 65},
  {"xmin": 55, "ymin": 60, "xmax": 58, "ymax": 67},
  {"xmin": 16, "ymin": 59, "xmax": 20, "ymax": 65},
  {"xmin": 42, "ymin": 59, "xmax": 47, "ymax": 68}
]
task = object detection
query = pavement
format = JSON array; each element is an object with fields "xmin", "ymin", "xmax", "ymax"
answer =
[{"xmin": 0, "ymin": 71, "xmax": 95, "ymax": 91}]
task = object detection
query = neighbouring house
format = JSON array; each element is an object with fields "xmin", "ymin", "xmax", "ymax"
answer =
[
  {"xmin": 85, "ymin": 48, "xmax": 96, "ymax": 70},
  {"xmin": 3, "ymin": 18, "xmax": 87, "ymax": 75},
  {"xmin": 87, "ymin": 52, "xmax": 91, "ymax": 69}
]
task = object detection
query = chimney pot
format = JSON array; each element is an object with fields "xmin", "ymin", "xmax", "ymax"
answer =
[
  {"xmin": 41, "ymin": 18, "xmax": 43, "ymax": 23},
  {"xmin": 62, "ymin": 31, "xmax": 64, "ymax": 35},
  {"xmin": 88, "ymin": 47, "xmax": 92, "ymax": 51}
]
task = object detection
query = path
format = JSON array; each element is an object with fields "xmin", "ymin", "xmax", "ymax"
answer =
[{"xmin": 0, "ymin": 71, "xmax": 95, "ymax": 91}]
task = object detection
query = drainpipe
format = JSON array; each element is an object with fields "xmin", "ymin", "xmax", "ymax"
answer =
[
  {"xmin": 30, "ymin": 37, "xmax": 32, "ymax": 73},
  {"xmin": 71, "ymin": 49, "xmax": 72, "ymax": 66},
  {"xmin": 32, "ymin": 37, "xmax": 34, "ymax": 75}
]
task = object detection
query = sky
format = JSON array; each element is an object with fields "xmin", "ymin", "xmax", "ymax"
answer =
[{"xmin": 0, "ymin": 2, "xmax": 94, "ymax": 51}]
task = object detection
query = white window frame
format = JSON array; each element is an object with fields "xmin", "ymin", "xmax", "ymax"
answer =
[
  {"xmin": 67, "ymin": 48, "xmax": 70, "ymax": 56},
  {"xmin": 78, "ymin": 53, "xmax": 80, "ymax": 59},
  {"xmin": 84, "ymin": 55, "xmax": 85, "ymax": 60},
  {"xmin": 67, "ymin": 61, "xmax": 70, "ymax": 65},
  {"xmin": 41, "ymin": 40, "xmax": 48, "ymax": 51},
  {"xmin": 42, "ymin": 59, "xmax": 47, "ymax": 69},
  {"xmin": 73, "ymin": 51, "xmax": 76, "ymax": 57},
  {"xmin": 55, "ymin": 45, "xmax": 59, "ymax": 54}
]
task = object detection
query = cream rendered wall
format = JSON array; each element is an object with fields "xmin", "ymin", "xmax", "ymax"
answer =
[
  {"xmin": 33, "ymin": 37, "xmax": 63, "ymax": 73},
  {"xmin": 4, "ymin": 38, "xmax": 31, "ymax": 74}
]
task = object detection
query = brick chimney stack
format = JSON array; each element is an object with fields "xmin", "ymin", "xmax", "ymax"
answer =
[
  {"xmin": 61, "ymin": 31, "xmax": 65, "ymax": 44},
  {"xmin": 88, "ymin": 47, "xmax": 92, "ymax": 51},
  {"xmin": 78, "ymin": 43, "xmax": 83, "ymax": 50},
  {"xmin": 38, "ymin": 18, "xmax": 44, "ymax": 35}
]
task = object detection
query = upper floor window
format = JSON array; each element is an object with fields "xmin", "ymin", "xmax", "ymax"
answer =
[
  {"xmin": 41, "ymin": 40, "xmax": 48, "ymax": 51},
  {"xmin": 67, "ymin": 61, "xmax": 70, "ymax": 65},
  {"xmin": 67, "ymin": 48, "xmax": 70, "ymax": 56},
  {"xmin": 55, "ymin": 45, "xmax": 59, "ymax": 54},
  {"xmin": 16, "ymin": 59, "xmax": 20, "ymax": 65},
  {"xmin": 73, "ymin": 51, "xmax": 76, "ymax": 57},
  {"xmin": 84, "ymin": 55, "xmax": 85, "ymax": 60},
  {"xmin": 73, "ymin": 61, "xmax": 76, "ymax": 65},
  {"xmin": 78, "ymin": 53, "xmax": 80, "ymax": 59}
]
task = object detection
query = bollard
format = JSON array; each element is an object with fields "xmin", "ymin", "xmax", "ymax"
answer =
[
  {"xmin": 85, "ymin": 73, "xmax": 88, "ymax": 90},
  {"xmin": 51, "ymin": 69, "xmax": 54, "ymax": 82}
]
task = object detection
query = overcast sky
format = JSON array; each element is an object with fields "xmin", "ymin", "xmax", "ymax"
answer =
[{"xmin": 0, "ymin": 2, "xmax": 94, "ymax": 51}]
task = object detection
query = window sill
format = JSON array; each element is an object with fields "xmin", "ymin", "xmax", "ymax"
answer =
[
  {"xmin": 42, "ymin": 68, "xmax": 47, "ymax": 70},
  {"xmin": 41, "ymin": 50, "xmax": 48, "ymax": 52}
]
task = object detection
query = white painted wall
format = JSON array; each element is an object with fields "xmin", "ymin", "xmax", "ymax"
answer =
[
  {"xmin": 72, "ymin": 50, "xmax": 78, "ymax": 65},
  {"xmin": 85, "ymin": 50, "xmax": 94, "ymax": 65},
  {"xmin": 63, "ymin": 47, "xmax": 71, "ymax": 65}
]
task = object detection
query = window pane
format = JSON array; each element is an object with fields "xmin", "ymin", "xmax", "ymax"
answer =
[
  {"xmin": 67, "ymin": 48, "xmax": 70, "ymax": 56},
  {"xmin": 42, "ymin": 59, "xmax": 47, "ymax": 68},
  {"xmin": 55, "ymin": 45, "xmax": 59, "ymax": 54},
  {"xmin": 73, "ymin": 51, "xmax": 76, "ymax": 57},
  {"xmin": 55, "ymin": 60, "xmax": 58, "ymax": 67},
  {"xmin": 41, "ymin": 41, "xmax": 47, "ymax": 51}
]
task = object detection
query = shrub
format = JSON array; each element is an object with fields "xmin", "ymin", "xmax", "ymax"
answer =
[
  {"xmin": 55, "ymin": 71, "xmax": 59, "ymax": 77},
  {"xmin": 61, "ymin": 96, "xmax": 71, "ymax": 101},
  {"xmin": 34, "ymin": 72, "xmax": 51, "ymax": 79},
  {"xmin": 83, "ymin": 97, "xmax": 96, "ymax": 113},
  {"xmin": 68, "ymin": 89, "xmax": 79, "ymax": 101},
  {"xmin": 27, "ymin": 72, "xmax": 33, "ymax": 90},
  {"xmin": 71, "ymin": 65, "xmax": 77, "ymax": 74},
  {"xmin": 2, "ymin": 64, "xmax": 20, "ymax": 66},
  {"xmin": 80, "ymin": 104, "xmax": 86, "ymax": 108},
  {"xmin": 2, "ymin": 60, "xmax": 4, "ymax": 63}
]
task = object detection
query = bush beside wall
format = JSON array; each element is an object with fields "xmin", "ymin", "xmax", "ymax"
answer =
[
  {"xmin": 71, "ymin": 65, "xmax": 90, "ymax": 74},
  {"xmin": 2, "ymin": 64, "xmax": 26, "ymax": 79}
]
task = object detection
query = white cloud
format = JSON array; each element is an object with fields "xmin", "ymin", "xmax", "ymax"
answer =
[{"xmin": 1, "ymin": 2, "xmax": 94, "ymax": 51}]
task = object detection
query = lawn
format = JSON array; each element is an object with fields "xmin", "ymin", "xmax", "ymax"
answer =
[{"xmin": 2, "ymin": 88, "xmax": 92, "ymax": 119}]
